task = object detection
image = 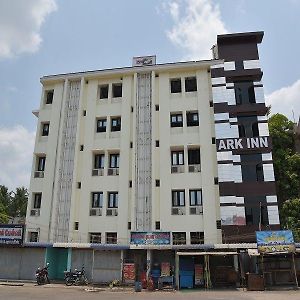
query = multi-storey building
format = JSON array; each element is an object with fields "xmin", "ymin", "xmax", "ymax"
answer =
[{"xmin": 26, "ymin": 31, "xmax": 279, "ymax": 249}]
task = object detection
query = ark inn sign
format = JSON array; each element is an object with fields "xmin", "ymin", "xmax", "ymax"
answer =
[{"xmin": 216, "ymin": 136, "xmax": 270, "ymax": 152}]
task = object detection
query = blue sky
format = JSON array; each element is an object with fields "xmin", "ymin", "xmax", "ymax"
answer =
[{"xmin": 0, "ymin": 0, "xmax": 300, "ymax": 190}]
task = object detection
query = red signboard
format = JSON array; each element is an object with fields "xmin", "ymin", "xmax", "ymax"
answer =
[{"xmin": 123, "ymin": 263, "xmax": 135, "ymax": 282}]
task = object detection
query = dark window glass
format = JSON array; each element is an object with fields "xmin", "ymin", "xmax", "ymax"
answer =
[
  {"xmin": 96, "ymin": 118, "xmax": 107, "ymax": 132},
  {"xmin": 189, "ymin": 190, "xmax": 202, "ymax": 206},
  {"xmin": 42, "ymin": 123, "xmax": 49, "ymax": 136},
  {"xmin": 107, "ymin": 192, "xmax": 118, "ymax": 208},
  {"xmin": 172, "ymin": 190, "xmax": 185, "ymax": 207},
  {"xmin": 171, "ymin": 151, "xmax": 184, "ymax": 165},
  {"xmin": 37, "ymin": 156, "xmax": 46, "ymax": 171},
  {"xmin": 33, "ymin": 193, "xmax": 42, "ymax": 209},
  {"xmin": 188, "ymin": 149, "xmax": 200, "ymax": 165},
  {"xmin": 94, "ymin": 154, "xmax": 104, "ymax": 169},
  {"xmin": 112, "ymin": 83, "xmax": 122, "ymax": 98},
  {"xmin": 252, "ymin": 122, "xmax": 259, "ymax": 137},
  {"xmin": 185, "ymin": 77, "xmax": 197, "ymax": 92},
  {"xmin": 111, "ymin": 117, "xmax": 121, "ymax": 131},
  {"xmin": 109, "ymin": 154, "xmax": 119, "ymax": 168},
  {"xmin": 170, "ymin": 78, "xmax": 181, "ymax": 93},
  {"xmin": 248, "ymin": 86, "xmax": 256, "ymax": 103},
  {"xmin": 190, "ymin": 232, "xmax": 204, "ymax": 244},
  {"xmin": 29, "ymin": 232, "xmax": 38, "ymax": 242},
  {"xmin": 155, "ymin": 221, "xmax": 160, "ymax": 230},
  {"xmin": 170, "ymin": 113, "xmax": 183, "ymax": 127},
  {"xmin": 45, "ymin": 90, "xmax": 54, "ymax": 104},
  {"xmin": 128, "ymin": 222, "xmax": 131, "ymax": 230},
  {"xmin": 186, "ymin": 112, "xmax": 199, "ymax": 126},
  {"xmin": 106, "ymin": 232, "xmax": 117, "ymax": 244},
  {"xmin": 238, "ymin": 125, "xmax": 246, "ymax": 137},
  {"xmin": 156, "ymin": 140, "xmax": 159, "ymax": 147},
  {"xmin": 91, "ymin": 192, "xmax": 103, "ymax": 208},
  {"xmin": 256, "ymin": 163, "xmax": 264, "ymax": 181},
  {"xmin": 99, "ymin": 85, "xmax": 109, "ymax": 99},
  {"xmin": 172, "ymin": 232, "xmax": 186, "ymax": 245},
  {"xmin": 237, "ymin": 116, "xmax": 260, "ymax": 137},
  {"xmin": 90, "ymin": 233, "xmax": 101, "ymax": 243},
  {"xmin": 241, "ymin": 154, "xmax": 263, "ymax": 182},
  {"xmin": 234, "ymin": 81, "xmax": 256, "ymax": 105},
  {"xmin": 74, "ymin": 222, "xmax": 79, "ymax": 230}
]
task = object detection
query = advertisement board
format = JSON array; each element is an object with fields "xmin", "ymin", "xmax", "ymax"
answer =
[
  {"xmin": 130, "ymin": 232, "xmax": 170, "ymax": 245},
  {"xmin": 256, "ymin": 230, "xmax": 295, "ymax": 254},
  {"xmin": 194, "ymin": 264, "xmax": 204, "ymax": 285},
  {"xmin": 123, "ymin": 263, "xmax": 135, "ymax": 282},
  {"xmin": 0, "ymin": 224, "xmax": 24, "ymax": 246},
  {"xmin": 161, "ymin": 262, "xmax": 170, "ymax": 276}
]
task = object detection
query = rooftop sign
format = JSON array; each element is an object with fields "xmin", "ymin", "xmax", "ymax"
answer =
[{"xmin": 132, "ymin": 55, "xmax": 156, "ymax": 67}]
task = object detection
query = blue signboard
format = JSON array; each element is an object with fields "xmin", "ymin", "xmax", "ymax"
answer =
[
  {"xmin": 130, "ymin": 232, "xmax": 170, "ymax": 245},
  {"xmin": 256, "ymin": 230, "xmax": 295, "ymax": 254}
]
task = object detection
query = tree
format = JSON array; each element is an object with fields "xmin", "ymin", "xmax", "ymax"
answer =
[
  {"xmin": 9, "ymin": 187, "xmax": 28, "ymax": 218},
  {"xmin": 0, "ymin": 185, "xmax": 11, "ymax": 211},
  {"xmin": 280, "ymin": 198, "xmax": 300, "ymax": 242},
  {"xmin": 0, "ymin": 202, "xmax": 8, "ymax": 223},
  {"xmin": 268, "ymin": 114, "xmax": 300, "ymax": 205}
]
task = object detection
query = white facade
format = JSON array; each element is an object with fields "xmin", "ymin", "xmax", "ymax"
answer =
[{"xmin": 26, "ymin": 59, "xmax": 225, "ymax": 245}]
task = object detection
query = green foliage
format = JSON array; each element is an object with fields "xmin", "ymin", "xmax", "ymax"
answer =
[
  {"xmin": 268, "ymin": 114, "xmax": 300, "ymax": 204},
  {"xmin": 0, "ymin": 185, "xmax": 28, "ymax": 223},
  {"xmin": 280, "ymin": 198, "xmax": 300, "ymax": 242}
]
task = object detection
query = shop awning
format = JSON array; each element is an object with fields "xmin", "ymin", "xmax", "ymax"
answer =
[{"xmin": 176, "ymin": 251, "xmax": 238, "ymax": 256}]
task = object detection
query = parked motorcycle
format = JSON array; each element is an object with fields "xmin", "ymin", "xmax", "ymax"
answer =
[
  {"xmin": 35, "ymin": 263, "xmax": 50, "ymax": 285},
  {"xmin": 64, "ymin": 266, "xmax": 88, "ymax": 286}
]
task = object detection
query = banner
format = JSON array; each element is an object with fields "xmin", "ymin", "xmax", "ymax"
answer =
[
  {"xmin": 195, "ymin": 264, "xmax": 204, "ymax": 285},
  {"xmin": 161, "ymin": 262, "xmax": 170, "ymax": 277},
  {"xmin": 130, "ymin": 232, "xmax": 170, "ymax": 245},
  {"xmin": 123, "ymin": 263, "xmax": 135, "ymax": 282},
  {"xmin": 256, "ymin": 230, "xmax": 295, "ymax": 254},
  {"xmin": 0, "ymin": 224, "xmax": 24, "ymax": 246}
]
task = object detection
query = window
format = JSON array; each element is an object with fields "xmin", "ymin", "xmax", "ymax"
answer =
[
  {"xmin": 112, "ymin": 83, "xmax": 122, "ymax": 98},
  {"xmin": 91, "ymin": 192, "xmax": 103, "ymax": 208},
  {"xmin": 170, "ymin": 113, "xmax": 183, "ymax": 127},
  {"xmin": 185, "ymin": 77, "xmax": 197, "ymax": 92},
  {"xmin": 252, "ymin": 122, "xmax": 259, "ymax": 137},
  {"xmin": 189, "ymin": 190, "xmax": 202, "ymax": 206},
  {"xmin": 45, "ymin": 90, "xmax": 54, "ymax": 104},
  {"xmin": 172, "ymin": 190, "xmax": 185, "ymax": 207},
  {"xmin": 128, "ymin": 222, "xmax": 131, "ymax": 230},
  {"xmin": 107, "ymin": 192, "xmax": 118, "ymax": 208},
  {"xmin": 41, "ymin": 123, "xmax": 50, "ymax": 136},
  {"xmin": 90, "ymin": 233, "xmax": 101, "ymax": 243},
  {"xmin": 74, "ymin": 222, "xmax": 79, "ymax": 230},
  {"xmin": 171, "ymin": 150, "xmax": 184, "ymax": 166},
  {"xmin": 156, "ymin": 140, "xmax": 159, "ymax": 147},
  {"xmin": 238, "ymin": 124, "xmax": 246, "ymax": 137},
  {"xmin": 190, "ymin": 232, "xmax": 204, "ymax": 244},
  {"xmin": 256, "ymin": 163, "xmax": 264, "ymax": 181},
  {"xmin": 99, "ymin": 84, "xmax": 108, "ymax": 99},
  {"xmin": 155, "ymin": 221, "xmax": 160, "ymax": 230},
  {"xmin": 170, "ymin": 78, "xmax": 181, "ymax": 93},
  {"xmin": 106, "ymin": 232, "xmax": 117, "ymax": 244},
  {"xmin": 77, "ymin": 182, "xmax": 81, "ymax": 189},
  {"xmin": 234, "ymin": 81, "xmax": 256, "ymax": 105},
  {"xmin": 188, "ymin": 149, "xmax": 200, "ymax": 165},
  {"xmin": 37, "ymin": 156, "xmax": 46, "ymax": 171},
  {"xmin": 94, "ymin": 154, "xmax": 104, "ymax": 169},
  {"xmin": 96, "ymin": 118, "xmax": 107, "ymax": 132},
  {"xmin": 172, "ymin": 232, "xmax": 186, "ymax": 245},
  {"xmin": 109, "ymin": 154, "xmax": 119, "ymax": 168},
  {"xmin": 238, "ymin": 116, "xmax": 260, "ymax": 137},
  {"xmin": 29, "ymin": 232, "xmax": 39, "ymax": 242},
  {"xmin": 111, "ymin": 117, "xmax": 121, "ymax": 131},
  {"xmin": 33, "ymin": 193, "xmax": 42, "ymax": 209},
  {"xmin": 186, "ymin": 112, "xmax": 199, "ymax": 126}
]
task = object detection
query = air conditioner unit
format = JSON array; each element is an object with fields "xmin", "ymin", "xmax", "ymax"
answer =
[
  {"xmin": 34, "ymin": 171, "xmax": 44, "ymax": 178},
  {"xmin": 106, "ymin": 208, "xmax": 118, "ymax": 216},
  {"xmin": 190, "ymin": 206, "xmax": 203, "ymax": 215},
  {"xmin": 90, "ymin": 208, "xmax": 102, "ymax": 216},
  {"xmin": 92, "ymin": 169, "xmax": 104, "ymax": 176},
  {"xmin": 172, "ymin": 207, "xmax": 185, "ymax": 215},
  {"xmin": 30, "ymin": 209, "xmax": 40, "ymax": 216},
  {"xmin": 107, "ymin": 168, "xmax": 119, "ymax": 176},
  {"xmin": 188, "ymin": 164, "xmax": 201, "ymax": 172}
]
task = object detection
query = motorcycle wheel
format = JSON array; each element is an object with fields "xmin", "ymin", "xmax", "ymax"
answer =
[
  {"xmin": 37, "ymin": 277, "xmax": 42, "ymax": 285},
  {"xmin": 65, "ymin": 276, "xmax": 73, "ymax": 286},
  {"xmin": 83, "ymin": 277, "xmax": 88, "ymax": 285}
]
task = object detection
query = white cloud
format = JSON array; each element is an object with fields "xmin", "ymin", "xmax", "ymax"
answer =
[
  {"xmin": 266, "ymin": 79, "xmax": 300, "ymax": 121},
  {"xmin": 165, "ymin": 0, "xmax": 228, "ymax": 60},
  {"xmin": 0, "ymin": 126, "xmax": 35, "ymax": 190},
  {"xmin": 0, "ymin": 0, "xmax": 57, "ymax": 59}
]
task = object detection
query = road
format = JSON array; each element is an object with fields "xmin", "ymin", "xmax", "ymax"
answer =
[{"xmin": 0, "ymin": 284, "xmax": 299, "ymax": 300}]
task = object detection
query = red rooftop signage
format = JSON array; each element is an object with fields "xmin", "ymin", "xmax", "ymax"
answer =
[{"xmin": 0, "ymin": 224, "xmax": 24, "ymax": 246}]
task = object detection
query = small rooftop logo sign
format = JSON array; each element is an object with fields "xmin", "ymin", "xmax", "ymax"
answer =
[{"xmin": 132, "ymin": 55, "xmax": 156, "ymax": 67}]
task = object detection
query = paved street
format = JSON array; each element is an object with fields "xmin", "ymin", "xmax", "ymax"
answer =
[{"xmin": 0, "ymin": 284, "xmax": 299, "ymax": 300}]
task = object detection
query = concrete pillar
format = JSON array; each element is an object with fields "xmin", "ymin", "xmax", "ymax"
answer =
[
  {"xmin": 233, "ymin": 254, "xmax": 239, "ymax": 271},
  {"xmin": 146, "ymin": 249, "xmax": 152, "ymax": 279},
  {"xmin": 175, "ymin": 253, "xmax": 179, "ymax": 289},
  {"xmin": 67, "ymin": 248, "xmax": 72, "ymax": 271},
  {"xmin": 120, "ymin": 250, "xmax": 124, "ymax": 282}
]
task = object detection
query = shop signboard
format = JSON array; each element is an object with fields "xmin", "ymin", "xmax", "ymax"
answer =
[
  {"xmin": 0, "ymin": 224, "xmax": 24, "ymax": 246},
  {"xmin": 256, "ymin": 230, "xmax": 295, "ymax": 254},
  {"xmin": 194, "ymin": 264, "xmax": 204, "ymax": 285},
  {"xmin": 216, "ymin": 137, "xmax": 271, "ymax": 152},
  {"xmin": 123, "ymin": 263, "xmax": 135, "ymax": 282},
  {"xmin": 130, "ymin": 232, "xmax": 170, "ymax": 245}
]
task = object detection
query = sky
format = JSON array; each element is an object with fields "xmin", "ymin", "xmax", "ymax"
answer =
[{"xmin": 0, "ymin": 0, "xmax": 300, "ymax": 191}]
